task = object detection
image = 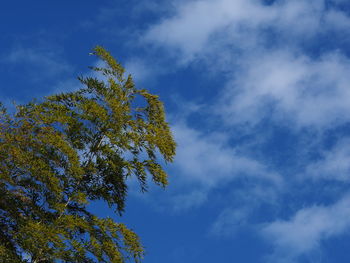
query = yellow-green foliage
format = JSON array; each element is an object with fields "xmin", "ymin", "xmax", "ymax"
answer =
[{"xmin": 0, "ymin": 46, "xmax": 176, "ymax": 262}]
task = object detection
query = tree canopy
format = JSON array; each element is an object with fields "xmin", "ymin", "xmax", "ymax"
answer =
[{"xmin": 0, "ymin": 46, "xmax": 176, "ymax": 262}]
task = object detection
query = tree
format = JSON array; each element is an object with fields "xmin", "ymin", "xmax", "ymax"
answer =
[{"xmin": 0, "ymin": 46, "xmax": 176, "ymax": 262}]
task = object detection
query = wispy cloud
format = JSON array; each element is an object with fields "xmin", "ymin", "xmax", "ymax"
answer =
[
  {"xmin": 143, "ymin": 0, "xmax": 350, "ymax": 131},
  {"xmin": 172, "ymin": 122, "xmax": 281, "ymax": 186},
  {"xmin": 4, "ymin": 47, "xmax": 72, "ymax": 80},
  {"xmin": 0, "ymin": 46, "xmax": 75, "ymax": 104},
  {"xmin": 304, "ymin": 138, "xmax": 350, "ymax": 181},
  {"xmin": 144, "ymin": 0, "xmax": 272, "ymax": 62},
  {"xmin": 210, "ymin": 207, "xmax": 251, "ymax": 236},
  {"xmin": 262, "ymin": 193, "xmax": 350, "ymax": 262},
  {"xmin": 169, "ymin": 122, "xmax": 282, "ymax": 210},
  {"xmin": 219, "ymin": 50, "xmax": 350, "ymax": 129},
  {"xmin": 143, "ymin": 0, "xmax": 350, "ymax": 63},
  {"xmin": 210, "ymin": 183, "xmax": 280, "ymax": 237},
  {"xmin": 134, "ymin": 0, "xmax": 350, "ymax": 258}
]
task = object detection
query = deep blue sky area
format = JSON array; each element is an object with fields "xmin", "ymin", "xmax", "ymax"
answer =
[{"xmin": 2, "ymin": 1, "xmax": 350, "ymax": 262}]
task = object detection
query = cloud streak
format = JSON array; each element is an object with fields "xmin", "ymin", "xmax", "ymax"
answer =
[
  {"xmin": 136, "ymin": 0, "xmax": 350, "ymax": 259},
  {"xmin": 144, "ymin": 0, "xmax": 350, "ymax": 130},
  {"xmin": 219, "ymin": 50, "xmax": 350, "ymax": 129},
  {"xmin": 144, "ymin": 0, "xmax": 350, "ymax": 61},
  {"xmin": 4, "ymin": 47, "xmax": 72, "ymax": 80},
  {"xmin": 305, "ymin": 138, "xmax": 350, "ymax": 182},
  {"xmin": 262, "ymin": 193, "xmax": 350, "ymax": 261},
  {"xmin": 172, "ymin": 122, "xmax": 281, "ymax": 186},
  {"xmin": 169, "ymin": 122, "xmax": 282, "ymax": 210}
]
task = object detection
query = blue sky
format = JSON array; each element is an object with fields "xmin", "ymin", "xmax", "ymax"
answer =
[{"xmin": 2, "ymin": 0, "xmax": 350, "ymax": 262}]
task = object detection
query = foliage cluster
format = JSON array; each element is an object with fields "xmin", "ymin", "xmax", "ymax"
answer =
[{"xmin": 0, "ymin": 47, "xmax": 176, "ymax": 262}]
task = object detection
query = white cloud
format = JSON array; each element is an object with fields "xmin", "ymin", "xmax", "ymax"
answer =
[
  {"xmin": 305, "ymin": 139, "xmax": 350, "ymax": 181},
  {"xmin": 139, "ymin": 0, "xmax": 350, "ymax": 132},
  {"xmin": 271, "ymin": 0, "xmax": 325, "ymax": 36},
  {"xmin": 0, "ymin": 46, "xmax": 78, "ymax": 104},
  {"xmin": 210, "ymin": 183, "xmax": 281, "ymax": 236},
  {"xmin": 325, "ymin": 9, "xmax": 350, "ymax": 29},
  {"xmin": 143, "ymin": 0, "xmax": 350, "ymax": 130},
  {"xmin": 51, "ymin": 78, "xmax": 84, "ymax": 95},
  {"xmin": 262, "ymin": 193, "xmax": 350, "ymax": 261},
  {"xmin": 172, "ymin": 122, "xmax": 281, "ymax": 186},
  {"xmin": 171, "ymin": 189, "xmax": 208, "ymax": 211},
  {"xmin": 219, "ymin": 50, "xmax": 350, "ymax": 129},
  {"xmin": 144, "ymin": 0, "xmax": 272, "ymax": 61},
  {"xmin": 125, "ymin": 59, "xmax": 151, "ymax": 83},
  {"xmin": 124, "ymin": 58, "xmax": 164, "ymax": 84},
  {"xmin": 210, "ymin": 207, "xmax": 250, "ymax": 236},
  {"xmin": 137, "ymin": 0, "xmax": 350, "ymax": 254},
  {"xmin": 4, "ymin": 47, "xmax": 72, "ymax": 79},
  {"xmin": 144, "ymin": 0, "xmax": 350, "ymax": 62},
  {"xmin": 169, "ymin": 122, "xmax": 282, "ymax": 210}
]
